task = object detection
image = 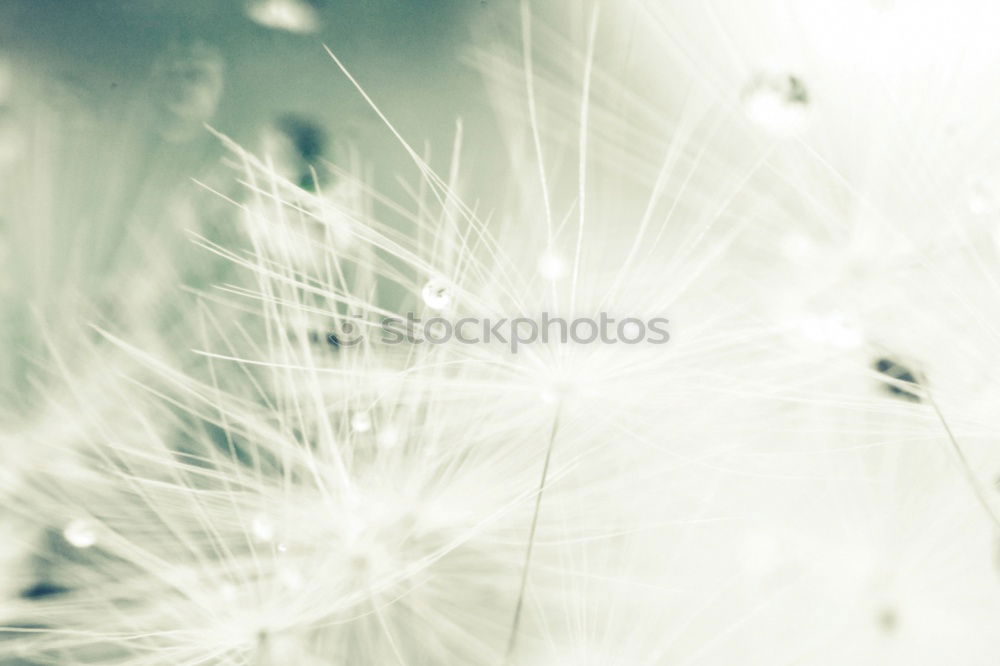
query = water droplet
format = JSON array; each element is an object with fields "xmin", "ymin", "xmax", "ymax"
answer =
[
  {"xmin": 537, "ymin": 251, "xmax": 566, "ymax": 281},
  {"xmin": 376, "ymin": 424, "xmax": 401, "ymax": 449},
  {"xmin": 421, "ymin": 277, "xmax": 452, "ymax": 310},
  {"xmin": 741, "ymin": 72, "xmax": 809, "ymax": 134},
  {"xmin": 251, "ymin": 515, "xmax": 275, "ymax": 542},
  {"xmin": 247, "ymin": 0, "xmax": 321, "ymax": 34},
  {"xmin": 324, "ymin": 331, "xmax": 341, "ymax": 348},
  {"xmin": 63, "ymin": 519, "xmax": 98, "ymax": 549},
  {"xmin": 351, "ymin": 412, "xmax": 372, "ymax": 433}
]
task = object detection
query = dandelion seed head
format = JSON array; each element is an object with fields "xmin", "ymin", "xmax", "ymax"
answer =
[
  {"xmin": 332, "ymin": 492, "xmax": 429, "ymax": 580},
  {"xmin": 17, "ymin": 3, "xmax": 1000, "ymax": 661}
]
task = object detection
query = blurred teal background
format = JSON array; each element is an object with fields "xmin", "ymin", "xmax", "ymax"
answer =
[
  {"xmin": 0, "ymin": 0, "xmax": 507, "ymax": 410},
  {"xmin": 0, "ymin": 0, "xmax": 498, "ymax": 169}
]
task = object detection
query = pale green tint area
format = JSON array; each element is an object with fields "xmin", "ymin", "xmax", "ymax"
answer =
[{"xmin": 0, "ymin": 0, "xmax": 501, "ymax": 407}]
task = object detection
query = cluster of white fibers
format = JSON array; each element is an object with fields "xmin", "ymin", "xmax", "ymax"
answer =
[{"xmin": 4, "ymin": 1, "xmax": 1000, "ymax": 665}]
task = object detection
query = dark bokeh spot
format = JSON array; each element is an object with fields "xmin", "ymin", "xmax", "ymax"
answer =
[
  {"xmin": 276, "ymin": 114, "xmax": 327, "ymax": 191},
  {"xmin": 873, "ymin": 357, "xmax": 921, "ymax": 402},
  {"xmin": 786, "ymin": 75, "xmax": 808, "ymax": 104},
  {"xmin": 876, "ymin": 606, "xmax": 898, "ymax": 634},
  {"xmin": 305, "ymin": 330, "xmax": 340, "ymax": 349},
  {"xmin": 20, "ymin": 581, "xmax": 68, "ymax": 599}
]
